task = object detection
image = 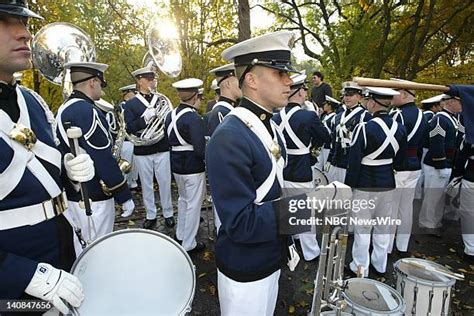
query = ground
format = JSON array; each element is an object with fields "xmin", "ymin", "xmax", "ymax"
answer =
[{"xmin": 114, "ymin": 184, "xmax": 474, "ymax": 315}]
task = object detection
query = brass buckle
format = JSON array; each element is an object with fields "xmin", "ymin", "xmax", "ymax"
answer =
[
  {"xmin": 9, "ymin": 123, "xmax": 37, "ymax": 150},
  {"xmin": 52, "ymin": 193, "xmax": 67, "ymax": 215}
]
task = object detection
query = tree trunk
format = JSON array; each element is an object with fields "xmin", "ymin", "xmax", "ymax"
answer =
[{"xmin": 238, "ymin": 0, "xmax": 251, "ymax": 41}]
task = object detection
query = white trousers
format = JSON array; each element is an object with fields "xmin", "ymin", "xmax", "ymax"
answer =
[
  {"xmin": 134, "ymin": 152, "xmax": 173, "ymax": 220},
  {"xmin": 283, "ymin": 180, "xmax": 320, "ymax": 261},
  {"xmin": 120, "ymin": 141, "xmax": 138, "ymax": 188},
  {"xmin": 64, "ymin": 198, "xmax": 115, "ymax": 256},
  {"xmin": 174, "ymin": 172, "xmax": 206, "ymax": 250},
  {"xmin": 458, "ymin": 180, "xmax": 474, "ymax": 255},
  {"xmin": 414, "ymin": 148, "xmax": 428, "ymax": 200},
  {"xmin": 326, "ymin": 165, "xmax": 347, "ymax": 183},
  {"xmin": 315, "ymin": 148, "xmax": 330, "ymax": 171},
  {"xmin": 388, "ymin": 170, "xmax": 421, "ymax": 253},
  {"xmin": 212, "ymin": 203, "xmax": 222, "ymax": 233},
  {"xmin": 418, "ymin": 165, "xmax": 451, "ymax": 229},
  {"xmin": 218, "ymin": 269, "xmax": 280, "ymax": 316},
  {"xmin": 350, "ymin": 189, "xmax": 393, "ymax": 276}
]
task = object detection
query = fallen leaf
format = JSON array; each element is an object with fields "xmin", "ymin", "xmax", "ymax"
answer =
[
  {"xmin": 298, "ymin": 300, "xmax": 309, "ymax": 308},
  {"xmin": 199, "ymin": 288, "xmax": 206, "ymax": 293},
  {"xmin": 208, "ymin": 285, "xmax": 216, "ymax": 296},
  {"xmin": 303, "ymin": 264, "xmax": 309, "ymax": 271},
  {"xmin": 461, "ymin": 304, "xmax": 473, "ymax": 310},
  {"xmin": 470, "ymin": 265, "xmax": 474, "ymax": 271},
  {"xmin": 469, "ymin": 281, "xmax": 474, "ymax": 287},
  {"xmin": 202, "ymin": 251, "xmax": 213, "ymax": 262},
  {"xmin": 288, "ymin": 305, "xmax": 295, "ymax": 314},
  {"xmin": 458, "ymin": 268, "xmax": 468, "ymax": 273},
  {"xmin": 449, "ymin": 248, "xmax": 456, "ymax": 253},
  {"xmin": 198, "ymin": 273, "xmax": 207, "ymax": 279},
  {"xmin": 304, "ymin": 288, "xmax": 314, "ymax": 296}
]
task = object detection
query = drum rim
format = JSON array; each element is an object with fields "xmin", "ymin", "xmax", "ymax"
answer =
[
  {"xmin": 70, "ymin": 228, "xmax": 196, "ymax": 314},
  {"xmin": 393, "ymin": 258, "xmax": 456, "ymax": 287},
  {"xmin": 342, "ymin": 277, "xmax": 406, "ymax": 314}
]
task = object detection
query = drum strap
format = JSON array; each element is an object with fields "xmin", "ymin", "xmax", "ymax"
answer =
[
  {"xmin": 361, "ymin": 118, "xmax": 399, "ymax": 166},
  {"xmin": 167, "ymin": 107, "xmax": 194, "ymax": 151},
  {"xmin": 136, "ymin": 93, "xmax": 159, "ymax": 109}
]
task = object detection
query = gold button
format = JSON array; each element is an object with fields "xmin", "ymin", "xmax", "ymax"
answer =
[{"xmin": 260, "ymin": 113, "xmax": 266, "ymax": 120}]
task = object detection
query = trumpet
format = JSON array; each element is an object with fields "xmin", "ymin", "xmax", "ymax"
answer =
[{"xmin": 309, "ymin": 209, "xmax": 349, "ymax": 315}]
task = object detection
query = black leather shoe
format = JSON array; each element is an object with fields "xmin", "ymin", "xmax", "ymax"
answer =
[
  {"xmin": 187, "ymin": 242, "xmax": 206, "ymax": 253},
  {"xmin": 165, "ymin": 216, "xmax": 175, "ymax": 228},
  {"xmin": 370, "ymin": 264, "xmax": 386, "ymax": 278},
  {"xmin": 142, "ymin": 219, "xmax": 157, "ymax": 230},
  {"xmin": 344, "ymin": 266, "xmax": 357, "ymax": 278}
]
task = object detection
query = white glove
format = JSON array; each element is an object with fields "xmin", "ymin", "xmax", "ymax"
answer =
[
  {"xmin": 121, "ymin": 199, "xmax": 135, "ymax": 217},
  {"xmin": 142, "ymin": 107, "xmax": 156, "ymax": 123},
  {"xmin": 438, "ymin": 168, "xmax": 451, "ymax": 179},
  {"xmin": 64, "ymin": 153, "xmax": 95, "ymax": 182},
  {"xmin": 25, "ymin": 263, "xmax": 84, "ymax": 315}
]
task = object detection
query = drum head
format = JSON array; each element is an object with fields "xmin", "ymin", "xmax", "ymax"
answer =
[
  {"xmin": 395, "ymin": 258, "xmax": 455, "ymax": 285},
  {"xmin": 343, "ymin": 278, "xmax": 405, "ymax": 314},
  {"xmin": 313, "ymin": 167, "xmax": 328, "ymax": 187},
  {"xmin": 71, "ymin": 229, "xmax": 195, "ymax": 315}
]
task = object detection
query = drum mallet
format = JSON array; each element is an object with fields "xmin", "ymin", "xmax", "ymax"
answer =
[{"xmin": 64, "ymin": 122, "xmax": 93, "ymax": 216}]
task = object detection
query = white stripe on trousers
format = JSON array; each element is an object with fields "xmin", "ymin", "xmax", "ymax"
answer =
[
  {"xmin": 218, "ymin": 269, "xmax": 280, "ymax": 316},
  {"xmin": 174, "ymin": 172, "xmax": 206, "ymax": 251},
  {"xmin": 134, "ymin": 152, "xmax": 173, "ymax": 220}
]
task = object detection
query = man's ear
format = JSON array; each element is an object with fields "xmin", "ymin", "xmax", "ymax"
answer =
[{"xmin": 245, "ymin": 71, "xmax": 258, "ymax": 90}]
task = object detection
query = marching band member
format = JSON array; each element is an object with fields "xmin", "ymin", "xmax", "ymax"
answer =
[
  {"xmin": 207, "ymin": 63, "xmax": 242, "ymax": 136},
  {"xmin": 118, "ymin": 84, "xmax": 139, "ymax": 191},
  {"xmin": 451, "ymin": 137, "xmax": 474, "ymax": 263},
  {"xmin": 56, "ymin": 62, "xmax": 134, "ymax": 255},
  {"xmin": 0, "ymin": 2, "xmax": 92, "ymax": 312},
  {"xmin": 345, "ymin": 87, "xmax": 407, "ymax": 277},
  {"xmin": 123, "ymin": 66, "xmax": 175, "ymax": 229},
  {"xmin": 327, "ymin": 81, "xmax": 370, "ymax": 183},
  {"xmin": 273, "ymin": 71, "xmax": 329, "ymax": 261},
  {"xmin": 418, "ymin": 94, "xmax": 461, "ymax": 232},
  {"xmin": 206, "ymin": 63, "xmax": 242, "ymax": 231},
  {"xmin": 414, "ymin": 94, "xmax": 443, "ymax": 200},
  {"xmin": 315, "ymin": 95, "xmax": 340, "ymax": 172},
  {"xmin": 206, "ymin": 31, "xmax": 324, "ymax": 316},
  {"xmin": 387, "ymin": 83, "xmax": 427, "ymax": 253},
  {"xmin": 165, "ymin": 78, "xmax": 207, "ymax": 252}
]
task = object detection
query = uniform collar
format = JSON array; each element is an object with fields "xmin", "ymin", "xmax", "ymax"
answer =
[
  {"xmin": 0, "ymin": 81, "xmax": 17, "ymax": 100},
  {"xmin": 139, "ymin": 91, "xmax": 153, "ymax": 102},
  {"xmin": 442, "ymin": 108, "xmax": 455, "ymax": 117},
  {"xmin": 372, "ymin": 110, "xmax": 389, "ymax": 117},
  {"xmin": 346, "ymin": 103, "xmax": 363, "ymax": 112},
  {"xmin": 218, "ymin": 96, "xmax": 237, "ymax": 107},
  {"xmin": 398, "ymin": 102, "xmax": 416, "ymax": 109},
  {"xmin": 240, "ymin": 97, "xmax": 273, "ymax": 122},
  {"xmin": 178, "ymin": 102, "xmax": 196, "ymax": 111},
  {"xmin": 69, "ymin": 90, "xmax": 95, "ymax": 104},
  {"xmin": 287, "ymin": 102, "xmax": 300, "ymax": 108}
]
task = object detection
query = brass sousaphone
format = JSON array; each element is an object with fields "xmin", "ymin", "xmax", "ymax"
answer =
[{"xmin": 122, "ymin": 17, "xmax": 182, "ymax": 146}]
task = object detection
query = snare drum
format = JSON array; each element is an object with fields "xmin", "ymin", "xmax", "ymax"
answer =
[
  {"xmin": 343, "ymin": 278, "xmax": 406, "ymax": 315},
  {"xmin": 313, "ymin": 166, "xmax": 329, "ymax": 187},
  {"xmin": 71, "ymin": 229, "xmax": 195, "ymax": 315},
  {"xmin": 394, "ymin": 258, "xmax": 455, "ymax": 316}
]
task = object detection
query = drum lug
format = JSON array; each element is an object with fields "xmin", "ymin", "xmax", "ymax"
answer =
[
  {"xmin": 400, "ymin": 280, "xmax": 405, "ymax": 297},
  {"xmin": 427, "ymin": 288, "xmax": 434, "ymax": 316},
  {"xmin": 441, "ymin": 289, "xmax": 448, "ymax": 316},
  {"xmin": 411, "ymin": 285, "xmax": 418, "ymax": 316}
]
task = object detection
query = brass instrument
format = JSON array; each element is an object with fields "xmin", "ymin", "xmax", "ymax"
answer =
[
  {"xmin": 120, "ymin": 17, "xmax": 182, "ymax": 147},
  {"xmin": 31, "ymin": 22, "xmax": 96, "ymax": 99},
  {"xmin": 309, "ymin": 208, "xmax": 350, "ymax": 315},
  {"xmin": 95, "ymin": 99, "xmax": 131, "ymax": 196}
]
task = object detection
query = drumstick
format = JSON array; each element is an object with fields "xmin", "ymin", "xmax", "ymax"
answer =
[
  {"xmin": 401, "ymin": 259, "xmax": 465, "ymax": 280},
  {"xmin": 353, "ymin": 77, "xmax": 450, "ymax": 92},
  {"xmin": 64, "ymin": 122, "xmax": 93, "ymax": 216}
]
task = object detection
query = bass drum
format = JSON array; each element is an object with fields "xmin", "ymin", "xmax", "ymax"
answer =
[
  {"xmin": 70, "ymin": 229, "xmax": 195, "ymax": 315},
  {"xmin": 313, "ymin": 166, "xmax": 329, "ymax": 187},
  {"xmin": 342, "ymin": 278, "xmax": 406, "ymax": 315}
]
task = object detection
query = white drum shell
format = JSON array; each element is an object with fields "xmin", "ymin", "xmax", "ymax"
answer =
[
  {"xmin": 71, "ymin": 229, "xmax": 195, "ymax": 315},
  {"xmin": 342, "ymin": 278, "xmax": 405, "ymax": 315},
  {"xmin": 394, "ymin": 258, "xmax": 455, "ymax": 316}
]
